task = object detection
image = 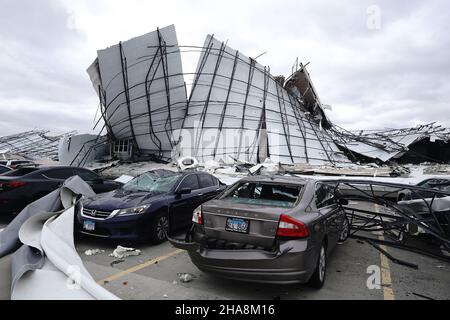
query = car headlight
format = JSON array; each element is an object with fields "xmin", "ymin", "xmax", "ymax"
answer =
[{"xmin": 113, "ymin": 204, "xmax": 150, "ymax": 216}]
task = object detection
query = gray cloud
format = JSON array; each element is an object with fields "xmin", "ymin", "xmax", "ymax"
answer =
[{"xmin": 0, "ymin": 0, "xmax": 448, "ymax": 136}]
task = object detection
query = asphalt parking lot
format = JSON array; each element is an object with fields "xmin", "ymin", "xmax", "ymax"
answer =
[
  {"xmin": 1, "ymin": 206, "xmax": 449, "ymax": 300},
  {"xmin": 73, "ymin": 233, "xmax": 450, "ymax": 300}
]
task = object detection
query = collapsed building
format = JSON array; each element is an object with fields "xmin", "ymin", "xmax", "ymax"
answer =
[
  {"xmin": 0, "ymin": 130, "xmax": 75, "ymax": 161},
  {"xmin": 57, "ymin": 24, "xmax": 449, "ymax": 170},
  {"xmin": 331, "ymin": 123, "xmax": 450, "ymax": 164}
]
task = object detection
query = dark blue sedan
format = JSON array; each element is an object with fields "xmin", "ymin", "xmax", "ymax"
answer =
[{"xmin": 77, "ymin": 169, "xmax": 226, "ymax": 243}]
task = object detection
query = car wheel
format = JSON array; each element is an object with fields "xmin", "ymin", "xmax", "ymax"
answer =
[
  {"xmin": 149, "ymin": 212, "xmax": 169, "ymax": 244},
  {"xmin": 337, "ymin": 215, "xmax": 350, "ymax": 244},
  {"xmin": 308, "ymin": 242, "xmax": 327, "ymax": 289}
]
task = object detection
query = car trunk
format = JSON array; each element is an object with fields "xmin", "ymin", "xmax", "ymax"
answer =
[{"xmin": 201, "ymin": 199, "xmax": 287, "ymax": 249}]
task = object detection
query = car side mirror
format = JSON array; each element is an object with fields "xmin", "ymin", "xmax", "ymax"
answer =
[
  {"xmin": 338, "ymin": 198, "xmax": 348, "ymax": 206},
  {"xmin": 176, "ymin": 187, "xmax": 191, "ymax": 195}
]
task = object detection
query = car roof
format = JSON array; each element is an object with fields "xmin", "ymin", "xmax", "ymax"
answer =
[
  {"xmin": 34, "ymin": 166, "xmax": 90, "ymax": 171},
  {"xmin": 239, "ymin": 174, "xmax": 315, "ymax": 185}
]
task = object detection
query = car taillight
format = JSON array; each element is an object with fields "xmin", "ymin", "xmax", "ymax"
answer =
[
  {"xmin": 192, "ymin": 206, "xmax": 203, "ymax": 225},
  {"xmin": 276, "ymin": 214, "xmax": 309, "ymax": 238},
  {"xmin": 0, "ymin": 181, "xmax": 27, "ymax": 190}
]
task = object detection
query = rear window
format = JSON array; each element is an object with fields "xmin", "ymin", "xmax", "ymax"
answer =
[
  {"xmin": 44, "ymin": 168, "xmax": 74, "ymax": 179},
  {"xmin": 73, "ymin": 168, "xmax": 99, "ymax": 181},
  {"xmin": 2, "ymin": 167, "xmax": 39, "ymax": 176},
  {"xmin": 221, "ymin": 182, "xmax": 302, "ymax": 208}
]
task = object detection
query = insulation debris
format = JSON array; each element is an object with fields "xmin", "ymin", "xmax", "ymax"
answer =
[
  {"xmin": 178, "ymin": 273, "xmax": 194, "ymax": 283},
  {"xmin": 109, "ymin": 245, "xmax": 142, "ymax": 259},
  {"xmin": 84, "ymin": 249, "xmax": 105, "ymax": 256}
]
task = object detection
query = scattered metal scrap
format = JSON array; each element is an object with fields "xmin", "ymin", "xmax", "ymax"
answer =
[
  {"xmin": 334, "ymin": 180, "xmax": 450, "ymax": 261},
  {"xmin": 364, "ymin": 238, "xmax": 419, "ymax": 269}
]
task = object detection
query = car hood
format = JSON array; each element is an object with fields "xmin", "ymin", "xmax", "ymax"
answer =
[{"xmin": 82, "ymin": 188, "xmax": 166, "ymax": 211}]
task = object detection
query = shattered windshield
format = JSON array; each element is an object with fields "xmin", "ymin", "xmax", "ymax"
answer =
[
  {"xmin": 122, "ymin": 172, "xmax": 181, "ymax": 193},
  {"xmin": 221, "ymin": 182, "xmax": 302, "ymax": 208}
]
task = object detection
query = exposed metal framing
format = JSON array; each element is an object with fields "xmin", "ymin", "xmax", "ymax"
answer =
[
  {"xmin": 212, "ymin": 50, "xmax": 240, "ymax": 159},
  {"xmin": 236, "ymin": 58, "xmax": 256, "ymax": 160},
  {"xmin": 118, "ymin": 41, "xmax": 141, "ymax": 155},
  {"xmin": 194, "ymin": 41, "xmax": 227, "ymax": 155}
]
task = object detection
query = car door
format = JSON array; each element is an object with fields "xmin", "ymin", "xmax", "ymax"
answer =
[
  {"xmin": 315, "ymin": 182, "xmax": 341, "ymax": 252},
  {"xmin": 169, "ymin": 174, "xmax": 202, "ymax": 230}
]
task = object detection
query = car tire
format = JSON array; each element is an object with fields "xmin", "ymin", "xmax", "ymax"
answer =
[
  {"xmin": 337, "ymin": 215, "xmax": 350, "ymax": 244},
  {"xmin": 307, "ymin": 242, "xmax": 327, "ymax": 289},
  {"xmin": 149, "ymin": 211, "xmax": 169, "ymax": 244}
]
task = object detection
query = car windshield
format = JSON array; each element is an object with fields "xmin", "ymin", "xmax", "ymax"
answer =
[
  {"xmin": 122, "ymin": 172, "xmax": 181, "ymax": 193},
  {"xmin": 221, "ymin": 182, "xmax": 302, "ymax": 208}
]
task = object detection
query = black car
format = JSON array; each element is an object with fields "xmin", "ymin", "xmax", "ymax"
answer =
[
  {"xmin": 0, "ymin": 166, "xmax": 122, "ymax": 214},
  {"xmin": 77, "ymin": 169, "xmax": 227, "ymax": 243},
  {"xmin": 0, "ymin": 159, "xmax": 34, "ymax": 169}
]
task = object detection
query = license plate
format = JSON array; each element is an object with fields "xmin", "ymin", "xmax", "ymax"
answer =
[
  {"xmin": 83, "ymin": 220, "xmax": 95, "ymax": 231},
  {"xmin": 225, "ymin": 217, "xmax": 249, "ymax": 234}
]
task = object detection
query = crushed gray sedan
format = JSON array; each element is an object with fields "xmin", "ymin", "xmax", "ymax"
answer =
[{"xmin": 168, "ymin": 175, "xmax": 350, "ymax": 288}]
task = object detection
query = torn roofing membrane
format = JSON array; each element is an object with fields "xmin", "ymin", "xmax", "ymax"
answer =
[
  {"xmin": 177, "ymin": 35, "xmax": 348, "ymax": 165},
  {"xmin": 87, "ymin": 24, "xmax": 187, "ymax": 161}
]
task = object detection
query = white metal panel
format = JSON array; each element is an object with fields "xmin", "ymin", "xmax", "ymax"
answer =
[
  {"xmin": 89, "ymin": 25, "xmax": 187, "ymax": 160},
  {"xmin": 178, "ymin": 35, "xmax": 346, "ymax": 165}
]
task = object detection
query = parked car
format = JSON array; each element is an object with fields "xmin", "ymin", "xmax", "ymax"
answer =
[
  {"xmin": 0, "ymin": 164, "xmax": 11, "ymax": 174},
  {"xmin": 0, "ymin": 166, "xmax": 122, "ymax": 214},
  {"xmin": 168, "ymin": 175, "xmax": 350, "ymax": 288},
  {"xmin": 397, "ymin": 178, "xmax": 450, "ymax": 201},
  {"xmin": 77, "ymin": 169, "xmax": 227, "ymax": 243},
  {"xmin": 0, "ymin": 159, "xmax": 34, "ymax": 169}
]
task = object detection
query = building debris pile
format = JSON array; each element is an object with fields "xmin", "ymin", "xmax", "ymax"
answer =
[
  {"xmin": 331, "ymin": 123, "xmax": 450, "ymax": 164},
  {"xmin": 0, "ymin": 130, "xmax": 75, "ymax": 161}
]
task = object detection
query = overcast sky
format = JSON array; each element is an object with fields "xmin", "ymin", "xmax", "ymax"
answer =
[{"xmin": 0, "ymin": 0, "xmax": 449, "ymax": 136}]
